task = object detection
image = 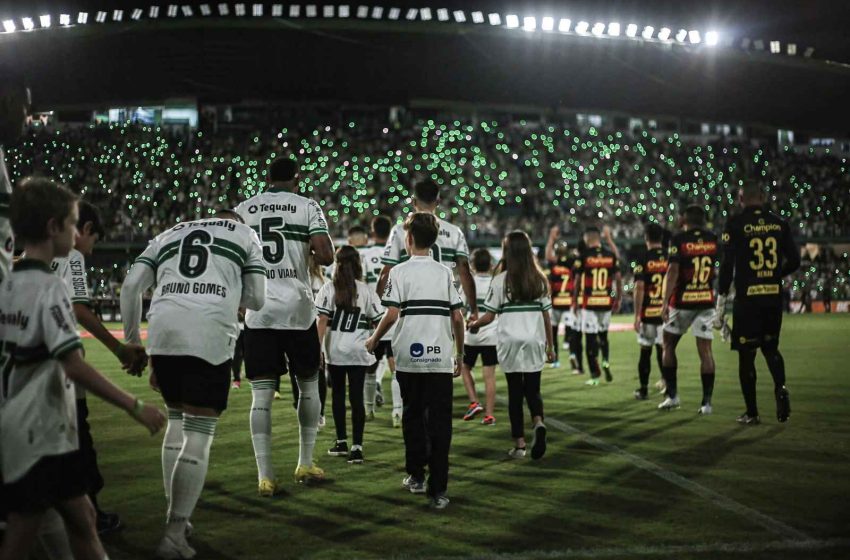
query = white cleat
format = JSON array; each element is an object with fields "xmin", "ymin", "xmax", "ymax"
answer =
[
  {"xmin": 156, "ymin": 535, "xmax": 196, "ymax": 559},
  {"xmin": 698, "ymin": 404, "xmax": 713, "ymax": 415},
  {"xmin": 657, "ymin": 397, "xmax": 680, "ymax": 411}
]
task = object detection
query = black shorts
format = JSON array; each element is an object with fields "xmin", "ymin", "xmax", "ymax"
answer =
[
  {"xmin": 375, "ymin": 340, "xmax": 394, "ymax": 361},
  {"xmin": 463, "ymin": 345, "xmax": 498, "ymax": 368},
  {"xmin": 151, "ymin": 355, "xmax": 232, "ymax": 412},
  {"xmin": 2, "ymin": 450, "xmax": 88, "ymax": 514},
  {"xmin": 731, "ymin": 301, "xmax": 783, "ymax": 351},
  {"xmin": 244, "ymin": 323, "xmax": 321, "ymax": 379}
]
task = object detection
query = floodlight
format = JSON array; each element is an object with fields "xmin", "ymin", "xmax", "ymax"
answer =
[
  {"xmin": 787, "ymin": 43, "xmax": 797, "ymax": 55},
  {"xmin": 323, "ymin": 5, "xmax": 333, "ymax": 17},
  {"xmin": 405, "ymin": 9, "xmax": 417, "ymax": 20},
  {"xmin": 96, "ymin": 12, "xmax": 108, "ymax": 23},
  {"xmin": 558, "ymin": 18, "xmax": 571, "ymax": 32},
  {"xmin": 60, "ymin": 14, "xmax": 71, "ymax": 25},
  {"xmin": 420, "ymin": 8, "xmax": 432, "ymax": 21},
  {"xmin": 234, "ymin": 4, "xmax": 245, "ymax": 17},
  {"xmin": 657, "ymin": 27, "xmax": 670, "ymax": 40},
  {"xmin": 471, "ymin": 11, "xmax": 484, "ymax": 24},
  {"xmin": 78, "ymin": 12, "xmax": 89, "ymax": 23},
  {"xmin": 437, "ymin": 8, "xmax": 448, "ymax": 21},
  {"xmin": 505, "ymin": 14, "xmax": 519, "ymax": 28},
  {"xmin": 608, "ymin": 22, "xmax": 620, "ymax": 36},
  {"xmin": 523, "ymin": 16, "xmax": 536, "ymax": 32},
  {"xmin": 356, "ymin": 6, "xmax": 367, "ymax": 18},
  {"xmin": 592, "ymin": 22, "xmax": 605, "ymax": 36},
  {"xmin": 39, "ymin": 15, "xmax": 50, "ymax": 27},
  {"xmin": 753, "ymin": 39, "xmax": 764, "ymax": 50},
  {"xmin": 181, "ymin": 6, "xmax": 193, "ymax": 17},
  {"xmin": 371, "ymin": 6, "xmax": 382, "ymax": 19},
  {"xmin": 575, "ymin": 21, "xmax": 589, "ymax": 34},
  {"xmin": 453, "ymin": 11, "xmax": 466, "ymax": 23},
  {"xmin": 217, "ymin": 4, "xmax": 228, "ymax": 16},
  {"xmin": 339, "ymin": 5, "xmax": 350, "ymax": 18},
  {"xmin": 803, "ymin": 46, "xmax": 814, "ymax": 57},
  {"xmin": 642, "ymin": 25, "xmax": 654, "ymax": 39},
  {"xmin": 388, "ymin": 8, "xmax": 400, "ymax": 20},
  {"xmin": 290, "ymin": 5, "xmax": 300, "ymax": 17},
  {"xmin": 488, "ymin": 13, "xmax": 501, "ymax": 26},
  {"xmin": 2, "ymin": 20, "xmax": 15, "ymax": 33},
  {"xmin": 167, "ymin": 5, "xmax": 178, "ymax": 18},
  {"xmin": 252, "ymin": 4, "xmax": 262, "ymax": 17},
  {"xmin": 626, "ymin": 23, "xmax": 637, "ymax": 37},
  {"xmin": 705, "ymin": 30, "xmax": 718, "ymax": 46},
  {"xmin": 675, "ymin": 29, "xmax": 687, "ymax": 42},
  {"xmin": 541, "ymin": 17, "xmax": 553, "ymax": 31},
  {"xmin": 306, "ymin": 5, "xmax": 317, "ymax": 17},
  {"xmin": 770, "ymin": 40, "xmax": 780, "ymax": 53},
  {"xmin": 200, "ymin": 4, "xmax": 212, "ymax": 16},
  {"xmin": 688, "ymin": 30, "xmax": 700, "ymax": 44},
  {"xmin": 22, "ymin": 17, "xmax": 34, "ymax": 30}
]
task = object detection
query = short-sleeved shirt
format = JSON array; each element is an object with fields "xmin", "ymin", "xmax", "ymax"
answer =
[
  {"xmin": 381, "ymin": 216, "xmax": 469, "ymax": 269},
  {"xmin": 235, "ymin": 189, "xmax": 329, "ymax": 330},
  {"xmin": 668, "ymin": 228, "xmax": 718, "ymax": 310},
  {"xmin": 0, "ymin": 148, "xmax": 14, "ymax": 283},
  {"xmin": 633, "ymin": 247, "xmax": 669, "ymax": 324},
  {"xmin": 133, "ymin": 218, "xmax": 266, "ymax": 365},
  {"xmin": 548, "ymin": 256, "xmax": 575, "ymax": 310},
  {"xmin": 466, "ymin": 273, "xmax": 497, "ymax": 347},
  {"xmin": 381, "ymin": 256, "xmax": 463, "ymax": 373},
  {"xmin": 573, "ymin": 246, "xmax": 619, "ymax": 311},
  {"xmin": 0, "ymin": 259, "xmax": 83, "ymax": 483},
  {"xmin": 359, "ymin": 245, "xmax": 385, "ymax": 292},
  {"xmin": 52, "ymin": 249, "xmax": 91, "ymax": 306},
  {"xmin": 315, "ymin": 280, "xmax": 383, "ymax": 366},
  {"xmin": 482, "ymin": 272, "xmax": 552, "ymax": 373}
]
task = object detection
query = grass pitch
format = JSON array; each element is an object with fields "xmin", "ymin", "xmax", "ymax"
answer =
[{"xmin": 77, "ymin": 315, "xmax": 850, "ymax": 559}]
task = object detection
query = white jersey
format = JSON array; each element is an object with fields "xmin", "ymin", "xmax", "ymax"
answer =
[
  {"xmin": 466, "ymin": 273, "xmax": 497, "ymax": 347},
  {"xmin": 0, "ymin": 148, "xmax": 14, "ymax": 283},
  {"xmin": 381, "ymin": 215, "xmax": 469, "ymax": 270},
  {"xmin": 0, "ymin": 259, "xmax": 82, "ymax": 483},
  {"xmin": 359, "ymin": 243, "xmax": 395, "ymax": 341},
  {"xmin": 482, "ymin": 272, "xmax": 552, "ymax": 373},
  {"xmin": 52, "ymin": 249, "xmax": 91, "ymax": 306},
  {"xmin": 315, "ymin": 280, "xmax": 383, "ymax": 366},
  {"xmin": 235, "ymin": 190, "xmax": 329, "ymax": 330},
  {"xmin": 124, "ymin": 218, "xmax": 266, "ymax": 365},
  {"xmin": 310, "ymin": 271, "xmax": 329, "ymax": 299},
  {"xmin": 382, "ymin": 256, "xmax": 463, "ymax": 373}
]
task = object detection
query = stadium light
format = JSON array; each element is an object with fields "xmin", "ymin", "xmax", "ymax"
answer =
[
  {"xmin": 471, "ymin": 11, "xmax": 484, "ymax": 24},
  {"xmin": 488, "ymin": 13, "xmax": 501, "ymax": 26},
  {"xmin": 688, "ymin": 30, "xmax": 701, "ymax": 44},
  {"xmin": 541, "ymin": 17, "xmax": 553, "ymax": 32},
  {"xmin": 405, "ymin": 8, "xmax": 417, "ymax": 20},
  {"xmin": 97, "ymin": 11, "xmax": 109, "ymax": 23},
  {"xmin": 575, "ymin": 21, "xmax": 589, "ymax": 34},
  {"xmin": 388, "ymin": 8, "xmax": 400, "ymax": 20},
  {"xmin": 306, "ymin": 5, "xmax": 317, "ymax": 18},
  {"xmin": 770, "ymin": 40, "xmax": 780, "ymax": 53},
  {"xmin": 657, "ymin": 27, "xmax": 670, "ymax": 40},
  {"xmin": 558, "ymin": 18, "xmax": 571, "ymax": 32},
  {"xmin": 22, "ymin": 17, "xmax": 34, "ymax": 30},
  {"xmin": 591, "ymin": 22, "xmax": 605, "ymax": 36},
  {"xmin": 803, "ymin": 46, "xmax": 814, "ymax": 57},
  {"xmin": 437, "ymin": 8, "xmax": 448, "ymax": 21},
  {"xmin": 78, "ymin": 12, "xmax": 88, "ymax": 23},
  {"xmin": 453, "ymin": 11, "xmax": 466, "ymax": 23},
  {"xmin": 60, "ymin": 14, "xmax": 71, "ymax": 25},
  {"xmin": 339, "ymin": 5, "xmax": 350, "ymax": 18},
  {"xmin": 505, "ymin": 14, "xmax": 519, "ymax": 28},
  {"xmin": 705, "ymin": 30, "xmax": 718, "ymax": 46},
  {"xmin": 323, "ymin": 5, "xmax": 333, "ymax": 17},
  {"xmin": 271, "ymin": 4, "xmax": 282, "ymax": 17},
  {"xmin": 675, "ymin": 29, "xmax": 687, "ymax": 42},
  {"xmin": 787, "ymin": 43, "xmax": 797, "ymax": 55},
  {"xmin": 290, "ymin": 5, "xmax": 300, "ymax": 17},
  {"xmin": 39, "ymin": 15, "xmax": 51, "ymax": 27},
  {"xmin": 234, "ymin": 4, "xmax": 245, "ymax": 17},
  {"xmin": 200, "ymin": 4, "xmax": 212, "ymax": 16},
  {"xmin": 371, "ymin": 6, "xmax": 382, "ymax": 19},
  {"xmin": 252, "ymin": 4, "xmax": 262, "ymax": 17},
  {"xmin": 167, "ymin": 5, "xmax": 178, "ymax": 18},
  {"xmin": 626, "ymin": 23, "xmax": 637, "ymax": 37},
  {"xmin": 607, "ymin": 22, "xmax": 620, "ymax": 36},
  {"xmin": 356, "ymin": 6, "xmax": 367, "ymax": 18},
  {"xmin": 420, "ymin": 8, "xmax": 432, "ymax": 21},
  {"xmin": 2, "ymin": 20, "xmax": 14, "ymax": 33},
  {"xmin": 217, "ymin": 4, "xmax": 228, "ymax": 16},
  {"xmin": 753, "ymin": 39, "xmax": 764, "ymax": 50},
  {"xmin": 523, "ymin": 16, "xmax": 536, "ymax": 32},
  {"xmin": 181, "ymin": 6, "xmax": 193, "ymax": 17}
]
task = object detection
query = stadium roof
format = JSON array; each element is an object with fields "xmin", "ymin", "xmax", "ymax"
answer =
[{"xmin": 1, "ymin": 1, "xmax": 849, "ymax": 133}]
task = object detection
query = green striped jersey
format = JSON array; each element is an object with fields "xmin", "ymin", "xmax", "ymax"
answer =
[
  {"xmin": 466, "ymin": 273, "xmax": 497, "ymax": 347},
  {"xmin": 315, "ymin": 280, "xmax": 384, "ymax": 366},
  {"xmin": 0, "ymin": 148, "xmax": 13, "ymax": 282},
  {"xmin": 52, "ymin": 249, "xmax": 91, "ymax": 306},
  {"xmin": 235, "ymin": 190, "xmax": 329, "ymax": 330},
  {"xmin": 381, "ymin": 215, "xmax": 469, "ymax": 269}
]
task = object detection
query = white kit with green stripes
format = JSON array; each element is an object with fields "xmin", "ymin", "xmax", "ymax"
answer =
[
  {"xmin": 381, "ymin": 215, "xmax": 470, "ymax": 271},
  {"xmin": 51, "ymin": 248, "xmax": 92, "ymax": 398},
  {"xmin": 465, "ymin": 273, "xmax": 498, "ymax": 347},
  {"xmin": 315, "ymin": 279, "xmax": 384, "ymax": 366}
]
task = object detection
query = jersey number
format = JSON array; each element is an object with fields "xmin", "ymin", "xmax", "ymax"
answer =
[
  {"xmin": 689, "ymin": 256, "xmax": 713, "ymax": 286},
  {"xmin": 178, "ymin": 231, "xmax": 212, "ymax": 278},
  {"xmin": 260, "ymin": 217, "xmax": 286, "ymax": 265},
  {"xmin": 559, "ymin": 273, "xmax": 571, "ymax": 296},
  {"xmin": 649, "ymin": 273, "xmax": 665, "ymax": 299},
  {"xmin": 591, "ymin": 268, "xmax": 609, "ymax": 291},
  {"xmin": 0, "ymin": 340, "xmax": 16, "ymax": 398},
  {"xmin": 749, "ymin": 237, "xmax": 778, "ymax": 271},
  {"xmin": 331, "ymin": 307, "xmax": 361, "ymax": 333}
]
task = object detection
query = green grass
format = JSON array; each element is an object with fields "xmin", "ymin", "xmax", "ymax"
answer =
[{"xmin": 80, "ymin": 315, "xmax": 850, "ymax": 560}]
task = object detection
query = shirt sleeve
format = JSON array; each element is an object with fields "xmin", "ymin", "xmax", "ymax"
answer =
[
  {"xmin": 133, "ymin": 238, "xmax": 159, "ymax": 272},
  {"xmin": 240, "ymin": 229, "xmax": 267, "ymax": 310},
  {"xmin": 315, "ymin": 282, "xmax": 334, "ymax": 317},
  {"xmin": 364, "ymin": 287, "xmax": 384, "ymax": 322},
  {"xmin": 241, "ymin": 228, "xmax": 267, "ymax": 277},
  {"xmin": 633, "ymin": 254, "xmax": 646, "ymax": 283},
  {"xmin": 68, "ymin": 252, "xmax": 91, "ymax": 305},
  {"xmin": 121, "ymin": 256, "xmax": 157, "ymax": 346},
  {"xmin": 482, "ymin": 273, "xmax": 504, "ymax": 313},
  {"xmin": 539, "ymin": 289, "xmax": 553, "ymax": 312},
  {"xmin": 381, "ymin": 267, "xmax": 401, "ymax": 307},
  {"xmin": 454, "ymin": 229, "xmax": 470, "ymax": 263},
  {"xmin": 381, "ymin": 225, "xmax": 403, "ymax": 265},
  {"xmin": 718, "ymin": 223, "xmax": 735, "ymax": 296},
  {"xmin": 307, "ymin": 199, "xmax": 329, "ymax": 236},
  {"xmin": 668, "ymin": 237, "xmax": 681, "ymax": 264},
  {"xmin": 41, "ymin": 281, "xmax": 83, "ymax": 360},
  {"xmin": 449, "ymin": 270, "xmax": 464, "ymax": 310}
]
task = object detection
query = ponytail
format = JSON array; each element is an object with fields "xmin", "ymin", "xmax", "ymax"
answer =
[{"xmin": 333, "ymin": 245, "xmax": 363, "ymax": 311}]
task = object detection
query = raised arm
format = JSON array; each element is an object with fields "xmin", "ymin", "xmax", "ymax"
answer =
[{"xmin": 545, "ymin": 225, "xmax": 560, "ymax": 263}]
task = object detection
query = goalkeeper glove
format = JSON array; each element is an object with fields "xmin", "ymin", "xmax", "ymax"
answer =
[{"xmin": 713, "ymin": 295, "xmax": 728, "ymax": 331}]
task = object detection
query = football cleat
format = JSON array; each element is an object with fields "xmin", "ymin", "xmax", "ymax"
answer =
[
  {"xmin": 273, "ymin": 391, "xmax": 282, "ymax": 400},
  {"xmin": 562, "ymin": 342, "xmax": 570, "ymax": 351},
  {"xmin": 375, "ymin": 386, "xmax": 384, "ymax": 407},
  {"xmin": 402, "ymin": 475, "xmax": 426, "ymax": 494},
  {"xmin": 507, "ymin": 447, "xmax": 527, "ymax": 459},
  {"xmin": 775, "ymin": 386, "xmax": 791, "ymax": 423},
  {"xmin": 569, "ymin": 355, "xmax": 580, "ymax": 372},
  {"xmin": 257, "ymin": 478, "xmax": 280, "ymax": 497},
  {"xmin": 602, "ymin": 361, "xmax": 613, "ymax": 382},
  {"xmin": 530, "ymin": 424, "xmax": 547, "ymax": 460},
  {"xmin": 634, "ymin": 388, "xmax": 648, "ymax": 401},
  {"xmin": 698, "ymin": 404, "xmax": 713, "ymax": 415},
  {"xmin": 392, "ymin": 412, "xmax": 402, "ymax": 428},
  {"xmin": 366, "ymin": 411, "xmax": 376, "ymax": 422},
  {"xmin": 463, "ymin": 402, "xmax": 483, "ymax": 421},
  {"xmin": 657, "ymin": 397, "xmax": 681, "ymax": 410},
  {"xmin": 156, "ymin": 535, "xmax": 196, "ymax": 559},
  {"xmin": 294, "ymin": 464, "xmax": 326, "ymax": 484},
  {"xmin": 550, "ymin": 360, "xmax": 561, "ymax": 369},
  {"xmin": 430, "ymin": 494, "xmax": 450, "ymax": 510},
  {"xmin": 231, "ymin": 380, "xmax": 241, "ymax": 389},
  {"xmin": 737, "ymin": 413, "xmax": 761, "ymax": 425},
  {"xmin": 328, "ymin": 440, "xmax": 349, "ymax": 457},
  {"xmin": 347, "ymin": 448, "xmax": 364, "ymax": 464},
  {"xmin": 584, "ymin": 377, "xmax": 600, "ymax": 386},
  {"xmin": 96, "ymin": 510, "xmax": 122, "ymax": 535},
  {"xmin": 481, "ymin": 415, "xmax": 496, "ymax": 425},
  {"xmin": 655, "ymin": 379, "xmax": 667, "ymax": 394},
  {"xmin": 318, "ymin": 415, "xmax": 326, "ymax": 429}
]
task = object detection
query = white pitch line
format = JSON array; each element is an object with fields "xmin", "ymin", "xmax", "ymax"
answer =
[{"xmin": 542, "ymin": 414, "xmax": 810, "ymax": 540}]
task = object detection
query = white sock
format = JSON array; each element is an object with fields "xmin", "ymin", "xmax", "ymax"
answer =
[
  {"xmin": 375, "ymin": 356, "xmax": 387, "ymax": 386},
  {"xmin": 250, "ymin": 380, "xmax": 276, "ymax": 482},
  {"xmin": 351, "ymin": 444, "xmax": 362, "ymax": 451},
  {"xmin": 364, "ymin": 372, "xmax": 377, "ymax": 414},
  {"xmin": 162, "ymin": 408, "xmax": 183, "ymax": 501},
  {"xmin": 37, "ymin": 509, "xmax": 73, "ymax": 560},
  {"xmin": 391, "ymin": 374, "xmax": 403, "ymax": 415},
  {"xmin": 165, "ymin": 414, "xmax": 217, "ymax": 539},
  {"xmin": 296, "ymin": 374, "xmax": 320, "ymax": 467}
]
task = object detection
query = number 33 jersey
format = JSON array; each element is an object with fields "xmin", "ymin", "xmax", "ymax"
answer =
[
  {"xmin": 668, "ymin": 228, "xmax": 718, "ymax": 310},
  {"xmin": 236, "ymin": 190, "xmax": 329, "ymax": 330}
]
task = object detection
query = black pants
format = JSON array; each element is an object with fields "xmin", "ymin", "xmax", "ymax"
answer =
[
  {"xmin": 328, "ymin": 365, "xmax": 367, "ymax": 446},
  {"xmin": 396, "ymin": 371, "xmax": 453, "ymax": 497},
  {"xmin": 504, "ymin": 372, "xmax": 544, "ymax": 439},
  {"xmin": 76, "ymin": 398, "xmax": 103, "ymax": 506}
]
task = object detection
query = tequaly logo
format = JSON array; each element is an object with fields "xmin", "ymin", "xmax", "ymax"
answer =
[
  {"xmin": 586, "ymin": 256, "xmax": 613, "ymax": 267},
  {"xmin": 684, "ymin": 240, "xmax": 717, "ymax": 255}
]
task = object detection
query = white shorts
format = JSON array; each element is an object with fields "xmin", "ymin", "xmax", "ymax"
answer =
[
  {"xmin": 581, "ymin": 310, "xmax": 612, "ymax": 334},
  {"xmin": 663, "ymin": 308, "xmax": 715, "ymax": 340},
  {"xmin": 636, "ymin": 323, "xmax": 663, "ymax": 347},
  {"xmin": 550, "ymin": 308, "xmax": 578, "ymax": 331}
]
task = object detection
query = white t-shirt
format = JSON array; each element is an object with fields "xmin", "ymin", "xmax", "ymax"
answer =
[
  {"xmin": 382, "ymin": 256, "xmax": 463, "ymax": 373},
  {"xmin": 315, "ymin": 280, "xmax": 383, "ymax": 366},
  {"xmin": 466, "ymin": 273, "xmax": 497, "ymax": 347},
  {"xmin": 124, "ymin": 218, "xmax": 266, "ymax": 365},
  {"xmin": 235, "ymin": 190, "xmax": 329, "ymax": 330},
  {"xmin": 0, "ymin": 148, "xmax": 14, "ymax": 283},
  {"xmin": 52, "ymin": 249, "xmax": 91, "ymax": 306},
  {"xmin": 0, "ymin": 259, "xmax": 82, "ymax": 483},
  {"xmin": 482, "ymin": 272, "xmax": 552, "ymax": 373},
  {"xmin": 381, "ymin": 215, "xmax": 469, "ymax": 269}
]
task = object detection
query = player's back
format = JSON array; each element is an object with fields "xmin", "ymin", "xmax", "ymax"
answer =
[
  {"xmin": 576, "ymin": 246, "xmax": 618, "ymax": 310},
  {"xmin": 636, "ymin": 247, "xmax": 668, "ymax": 323},
  {"xmin": 549, "ymin": 255, "xmax": 574, "ymax": 309},
  {"xmin": 382, "ymin": 216, "xmax": 469, "ymax": 270},
  {"xmin": 669, "ymin": 228, "xmax": 718, "ymax": 309},
  {"xmin": 359, "ymin": 244, "xmax": 385, "ymax": 294},
  {"xmin": 235, "ymin": 190, "xmax": 328, "ymax": 330}
]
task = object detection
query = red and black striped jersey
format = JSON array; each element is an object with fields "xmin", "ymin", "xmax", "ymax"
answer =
[
  {"xmin": 573, "ymin": 246, "xmax": 618, "ymax": 311},
  {"xmin": 548, "ymin": 256, "xmax": 575, "ymax": 309},
  {"xmin": 668, "ymin": 228, "xmax": 718, "ymax": 310},
  {"xmin": 633, "ymin": 247, "xmax": 668, "ymax": 324}
]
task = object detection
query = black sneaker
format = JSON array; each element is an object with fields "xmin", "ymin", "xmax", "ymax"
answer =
[
  {"xmin": 603, "ymin": 362, "xmax": 613, "ymax": 383},
  {"xmin": 375, "ymin": 386, "xmax": 384, "ymax": 407},
  {"xmin": 347, "ymin": 448, "xmax": 364, "ymax": 464},
  {"xmin": 634, "ymin": 388, "xmax": 648, "ymax": 400},
  {"xmin": 96, "ymin": 511, "xmax": 122, "ymax": 535},
  {"xmin": 736, "ymin": 413, "xmax": 761, "ymax": 425},
  {"xmin": 775, "ymin": 386, "xmax": 791, "ymax": 423},
  {"xmin": 530, "ymin": 424, "xmax": 547, "ymax": 460},
  {"xmin": 328, "ymin": 440, "xmax": 349, "ymax": 456}
]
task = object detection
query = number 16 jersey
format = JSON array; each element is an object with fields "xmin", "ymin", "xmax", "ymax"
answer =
[
  {"xmin": 236, "ymin": 190, "xmax": 329, "ymax": 330},
  {"xmin": 668, "ymin": 228, "xmax": 718, "ymax": 310}
]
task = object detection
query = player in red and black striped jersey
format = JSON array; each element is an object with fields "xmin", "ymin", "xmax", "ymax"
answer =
[
  {"xmin": 660, "ymin": 205, "xmax": 718, "ymax": 413},
  {"xmin": 632, "ymin": 223, "xmax": 668, "ymax": 400},
  {"xmin": 545, "ymin": 226, "xmax": 580, "ymax": 372},
  {"xmin": 716, "ymin": 182, "xmax": 800, "ymax": 424}
]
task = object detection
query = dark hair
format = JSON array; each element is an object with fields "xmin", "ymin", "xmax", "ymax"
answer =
[
  {"xmin": 471, "ymin": 248, "xmax": 492, "ymax": 273},
  {"xmin": 269, "ymin": 157, "xmax": 298, "ymax": 183},
  {"xmin": 499, "ymin": 231, "xmax": 547, "ymax": 301},
  {"xmin": 216, "ymin": 209, "xmax": 244, "ymax": 223},
  {"xmin": 645, "ymin": 223, "xmax": 665, "ymax": 243},
  {"xmin": 404, "ymin": 212, "xmax": 439, "ymax": 249},
  {"xmin": 333, "ymin": 245, "xmax": 362, "ymax": 311},
  {"xmin": 348, "ymin": 225, "xmax": 367, "ymax": 237},
  {"xmin": 584, "ymin": 226, "xmax": 601, "ymax": 236},
  {"xmin": 371, "ymin": 215, "xmax": 392, "ymax": 240},
  {"xmin": 413, "ymin": 179, "xmax": 439, "ymax": 204},
  {"xmin": 78, "ymin": 200, "xmax": 106, "ymax": 239},
  {"xmin": 683, "ymin": 205, "xmax": 706, "ymax": 227},
  {"xmin": 11, "ymin": 177, "xmax": 78, "ymax": 243}
]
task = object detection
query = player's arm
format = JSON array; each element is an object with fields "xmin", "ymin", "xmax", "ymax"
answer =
[
  {"xmin": 602, "ymin": 225, "xmax": 622, "ymax": 261},
  {"xmin": 451, "ymin": 308, "xmax": 465, "ymax": 376},
  {"xmin": 571, "ymin": 259, "xmax": 582, "ymax": 312},
  {"xmin": 120, "ymin": 260, "xmax": 156, "ymax": 364},
  {"xmin": 316, "ymin": 313, "xmax": 329, "ymax": 349},
  {"xmin": 545, "ymin": 225, "xmax": 559, "ymax": 263},
  {"xmin": 661, "ymin": 262, "xmax": 679, "ymax": 322},
  {"xmin": 780, "ymin": 223, "xmax": 801, "ymax": 276},
  {"xmin": 718, "ymin": 226, "xmax": 735, "ymax": 297},
  {"xmin": 633, "ymin": 279, "xmax": 645, "ymax": 331},
  {"xmin": 456, "ymin": 257, "xmax": 478, "ymax": 319},
  {"xmin": 376, "ymin": 264, "xmax": 393, "ymax": 297},
  {"xmin": 542, "ymin": 308, "xmax": 555, "ymax": 362},
  {"xmin": 310, "ymin": 233, "xmax": 334, "ymax": 266},
  {"xmin": 74, "ymin": 303, "xmax": 147, "ymax": 373},
  {"xmin": 367, "ymin": 307, "xmax": 398, "ymax": 351},
  {"xmin": 613, "ymin": 270, "xmax": 623, "ymax": 313}
]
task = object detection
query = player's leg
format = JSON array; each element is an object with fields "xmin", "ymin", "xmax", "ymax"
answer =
[
  {"xmin": 523, "ymin": 371, "xmax": 546, "ymax": 460},
  {"xmin": 636, "ymin": 336, "xmax": 653, "ymax": 400},
  {"xmin": 363, "ymin": 358, "xmax": 379, "ymax": 418},
  {"xmin": 36, "ymin": 509, "xmax": 74, "ymax": 560},
  {"xmin": 327, "ymin": 364, "xmax": 349, "ymax": 456},
  {"xmin": 654, "ymin": 341, "xmax": 665, "ymax": 392},
  {"xmin": 660, "ymin": 330, "xmax": 683, "ymax": 408},
  {"xmin": 731, "ymin": 301, "xmax": 762, "ymax": 424},
  {"xmin": 549, "ymin": 309, "xmax": 561, "ymax": 367},
  {"xmin": 347, "ymin": 366, "xmax": 367, "ymax": 463},
  {"xmin": 150, "ymin": 356, "xmax": 186, "ymax": 507},
  {"xmin": 695, "ymin": 336, "xmax": 715, "ymax": 414},
  {"xmin": 397, "ymin": 371, "xmax": 427, "ymax": 492},
  {"xmin": 760, "ymin": 307, "xmax": 790, "ymax": 422},
  {"xmin": 75, "ymin": 396, "xmax": 117, "ymax": 535},
  {"xmin": 504, "ymin": 372, "xmax": 527, "ymax": 454},
  {"xmin": 231, "ymin": 330, "xmax": 244, "ymax": 388},
  {"xmin": 0, "ymin": 510, "xmax": 46, "ymax": 560},
  {"xmin": 737, "ymin": 347, "xmax": 760, "ymax": 422},
  {"xmin": 461, "ymin": 346, "xmax": 482, "ymax": 420},
  {"xmin": 571, "ymin": 322, "xmax": 584, "ymax": 374},
  {"xmin": 481, "ymin": 346, "xmax": 498, "ymax": 423},
  {"xmin": 53, "ymin": 496, "xmax": 107, "ymax": 560},
  {"xmin": 387, "ymin": 350, "xmax": 402, "ymax": 427},
  {"xmin": 424, "ymin": 373, "xmax": 453, "ymax": 507},
  {"xmin": 290, "ymin": 324, "xmax": 325, "ymax": 481}
]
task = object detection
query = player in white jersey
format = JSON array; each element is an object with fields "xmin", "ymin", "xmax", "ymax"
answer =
[
  {"xmin": 1, "ymin": 178, "xmax": 164, "ymax": 560},
  {"xmin": 469, "ymin": 232, "xmax": 554, "ymax": 461},
  {"xmin": 234, "ymin": 157, "xmax": 334, "ymax": 493},
  {"xmin": 0, "ymin": 67, "xmax": 30, "ymax": 283},
  {"xmin": 317, "ymin": 246, "xmax": 383, "ymax": 464},
  {"xmin": 121, "ymin": 209, "xmax": 265, "ymax": 558},
  {"xmin": 460, "ymin": 249, "xmax": 499, "ymax": 425},
  {"xmin": 366, "ymin": 213, "xmax": 465, "ymax": 510}
]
